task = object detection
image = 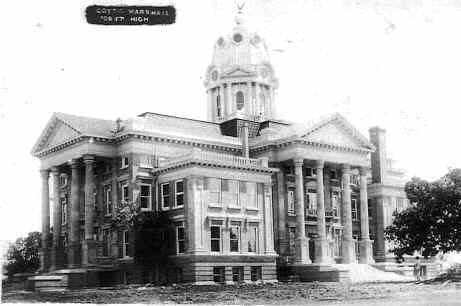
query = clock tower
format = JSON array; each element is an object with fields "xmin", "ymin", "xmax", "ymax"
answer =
[{"xmin": 204, "ymin": 8, "xmax": 278, "ymax": 123}]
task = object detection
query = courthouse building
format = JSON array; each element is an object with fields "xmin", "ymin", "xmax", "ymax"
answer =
[{"xmin": 31, "ymin": 12, "xmax": 408, "ymax": 286}]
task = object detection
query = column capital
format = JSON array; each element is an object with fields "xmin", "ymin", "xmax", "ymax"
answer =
[
  {"xmin": 315, "ymin": 160, "xmax": 325, "ymax": 169},
  {"xmin": 83, "ymin": 155, "xmax": 95, "ymax": 164},
  {"xmin": 40, "ymin": 169, "xmax": 50, "ymax": 179},
  {"xmin": 51, "ymin": 166, "xmax": 60, "ymax": 176},
  {"xmin": 70, "ymin": 159, "xmax": 80, "ymax": 169},
  {"xmin": 341, "ymin": 163, "xmax": 351, "ymax": 173},
  {"xmin": 293, "ymin": 158, "xmax": 304, "ymax": 167},
  {"xmin": 359, "ymin": 166, "xmax": 368, "ymax": 176}
]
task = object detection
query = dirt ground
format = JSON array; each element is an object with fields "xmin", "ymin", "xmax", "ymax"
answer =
[{"xmin": 2, "ymin": 279, "xmax": 461, "ymax": 305}]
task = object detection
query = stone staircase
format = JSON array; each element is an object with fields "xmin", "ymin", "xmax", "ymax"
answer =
[{"xmin": 27, "ymin": 268, "xmax": 102, "ymax": 291}]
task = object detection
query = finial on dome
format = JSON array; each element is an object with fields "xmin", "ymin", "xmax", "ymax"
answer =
[{"xmin": 235, "ymin": 2, "xmax": 245, "ymax": 25}]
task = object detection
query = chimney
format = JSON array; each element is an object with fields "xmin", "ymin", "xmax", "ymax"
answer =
[
  {"xmin": 241, "ymin": 122, "xmax": 249, "ymax": 158},
  {"xmin": 369, "ymin": 126, "xmax": 387, "ymax": 184}
]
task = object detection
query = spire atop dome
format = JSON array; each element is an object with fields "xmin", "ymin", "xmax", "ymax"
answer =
[{"xmin": 235, "ymin": 2, "xmax": 245, "ymax": 26}]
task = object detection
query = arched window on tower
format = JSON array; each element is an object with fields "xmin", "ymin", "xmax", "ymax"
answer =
[
  {"xmin": 236, "ymin": 91, "xmax": 244, "ymax": 110},
  {"xmin": 216, "ymin": 95, "xmax": 222, "ymax": 118}
]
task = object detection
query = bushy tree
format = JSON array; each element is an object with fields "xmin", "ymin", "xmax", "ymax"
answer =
[
  {"xmin": 385, "ymin": 169, "xmax": 461, "ymax": 258},
  {"xmin": 4, "ymin": 232, "xmax": 41, "ymax": 276}
]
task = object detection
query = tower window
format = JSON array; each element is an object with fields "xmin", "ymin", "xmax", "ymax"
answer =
[
  {"xmin": 216, "ymin": 95, "xmax": 222, "ymax": 118},
  {"xmin": 236, "ymin": 91, "xmax": 244, "ymax": 110}
]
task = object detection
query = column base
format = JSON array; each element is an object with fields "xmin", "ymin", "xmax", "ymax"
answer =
[
  {"xmin": 341, "ymin": 238, "xmax": 356, "ymax": 264},
  {"xmin": 314, "ymin": 238, "xmax": 334, "ymax": 264},
  {"xmin": 294, "ymin": 237, "xmax": 311, "ymax": 264},
  {"xmin": 39, "ymin": 248, "xmax": 51, "ymax": 272},
  {"xmin": 67, "ymin": 242, "xmax": 81, "ymax": 268},
  {"xmin": 359, "ymin": 239, "xmax": 375, "ymax": 264},
  {"xmin": 82, "ymin": 240, "xmax": 98, "ymax": 266}
]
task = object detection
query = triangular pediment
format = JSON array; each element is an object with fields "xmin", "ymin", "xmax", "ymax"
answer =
[
  {"xmin": 32, "ymin": 114, "xmax": 81, "ymax": 155},
  {"xmin": 223, "ymin": 67, "xmax": 254, "ymax": 78},
  {"xmin": 299, "ymin": 113, "xmax": 374, "ymax": 151}
]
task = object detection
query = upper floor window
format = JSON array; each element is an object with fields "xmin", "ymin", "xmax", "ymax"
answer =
[
  {"xmin": 306, "ymin": 189, "xmax": 317, "ymax": 215},
  {"xmin": 210, "ymin": 224, "xmax": 222, "ymax": 252},
  {"xmin": 248, "ymin": 225, "xmax": 258, "ymax": 253},
  {"xmin": 204, "ymin": 177, "xmax": 221, "ymax": 205},
  {"xmin": 61, "ymin": 196, "xmax": 67, "ymax": 225},
  {"xmin": 331, "ymin": 170, "xmax": 338, "ymax": 180},
  {"xmin": 350, "ymin": 174, "xmax": 359, "ymax": 186},
  {"xmin": 104, "ymin": 185, "xmax": 112, "ymax": 215},
  {"xmin": 122, "ymin": 230, "xmax": 131, "ymax": 258},
  {"xmin": 102, "ymin": 228, "xmax": 111, "ymax": 257},
  {"xmin": 236, "ymin": 91, "xmax": 244, "ymax": 110},
  {"xmin": 305, "ymin": 167, "xmax": 317, "ymax": 178},
  {"xmin": 176, "ymin": 224, "xmax": 185, "ymax": 254},
  {"xmin": 121, "ymin": 182, "xmax": 129, "ymax": 203},
  {"xmin": 229, "ymin": 224, "xmax": 241, "ymax": 252},
  {"xmin": 216, "ymin": 95, "xmax": 222, "ymax": 118},
  {"xmin": 121, "ymin": 157, "xmax": 129, "ymax": 169},
  {"xmin": 351, "ymin": 198, "xmax": 358, "ymax": 221},
  {"xmin": 161, "ymin": 183, "xmax": 170, "ymax": 210},
  {"xmin": 287, "ymin": 188, "xmax": 295, "ymax": 216},
  {"xmin": 175, "ymin": 180, "xmax": 184, "ymax": 208},
  {"xmin": 222, "ymin": 179, "xmax": 238, "ymax": 206},
  {"xmin": 140, "ymin": 184, "xmax": 152, "ymax": 210},
  {"xmin": 59, "ymin": 174, "xmax": 68, "ymax": 187}
]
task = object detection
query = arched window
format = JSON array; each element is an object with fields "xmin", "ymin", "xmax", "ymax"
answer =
[
  {"xmin": 216, "ymin": 95, "xmax": 222, "ymax": 118},
  {"xmin": 236, "ymin": 91, "xmax": 244, "ymax": 110}
]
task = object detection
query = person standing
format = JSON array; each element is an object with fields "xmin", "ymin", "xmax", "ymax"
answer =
[{"xmin": 414, "ymin": 256, "xmax": 422, "ymax": 282}]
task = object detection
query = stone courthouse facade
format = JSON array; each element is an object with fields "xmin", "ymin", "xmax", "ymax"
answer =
[{"xmin": 31, "ymin": 12, "xmax": 408, "ymax": 286}]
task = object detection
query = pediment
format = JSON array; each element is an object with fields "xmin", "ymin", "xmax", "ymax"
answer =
[
  {"xmin": 222, "ymin": 67, "xmax": 254, "ymax": 78},
  {"xmin": 32, "ymin": 115, "xmax": 81, "ymax": 154}
]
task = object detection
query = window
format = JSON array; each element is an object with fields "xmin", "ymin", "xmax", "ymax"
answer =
[
  {"xmin": 59, "ymin": 174, "xmax": 68, "ymax": 187},
  {"xmin": 213, "ymin": 267, "xmax": 225, "ymax": 283},
  {"xmin": 161, "ymin": 183, "xmax": 170, "ymax": 210},
  {"xmin": 204, "ymin": 177, "xmax": 221, "ymax": 206},
  {"xmin": 351, "ymin": 198, "xmax": 358, "ymax": 221},
  {"xmin": 251, "ymin": 266, "xmax": 262, "ymax": 282},
  {"xmin": 140, "ymin": 184, "xmax": 151, "ymax": 210},
  {"xmin": 350, "ymin": 175, "xmax": 359, "ymax": 186},
  {"xmin": 306, "ymin": 189, "xmax": 317, "ymax": 215},
  {"xmin": 61, "ymin": 196, "xmax": 67, "ymax": 225},
  {"xmin": 121, "ymin": 183, "xmax": 129, "ymax": 203},
  {"xmin": 229, "ymin": 224, "xmax": 240, "ymax": 252},
  {"xmin": 332, "ymin": 191, "xmax": 340, "ymax": 217},
  {"xmin": 248, "ymin": 225, "xmax": 258, "ymax": 253},
  {"xmin": 222, "ymin": 179, "xmax": 238, "ymax": 206},
  {"xmin": 216, "ymin": 95, "xmax": 222, "ymax": 118},
  {"xmin": 175, "ymin": 180, "xmax": 184, "ymax": 208},
  {"xmin": 121, "ymin": 157, "xmax": 129, "ymax": 169},
  {"xmin": 210, "ymin": 225, "xmax": 222, "ymax": 252},
  {"xmin": 331, "ymin": 170, "xmax": 338, "ymax": 180},
  {"xmin": 236, "ymin": 91, "xmax": 244, "ymax": 110},
  {"xmin": 176, "ymin": 224, "xmax": 185, "ymax": 254},
  {"xmin": 232, "ymin": 266, "xmax": 243, "ymax": 283},
  {"xmin": 102, "ymin": 228, "xmax": 110, "ymax": 256},
  {"xmin": 305, "ymin": 167, "xmax": 317, "ymax": 177},
  {"xmin": 287, "ymin": 189, "xmax": 295, "ymax": 216},
  {"xmin": 285, "ymin": 165, "xmax": 294, "ymax": 175},
  {"xmin": 122, "ymin": 230, "xmax": 131, "ymax": 258},
  {"xmin": 104, "ymin": 185, "xmax": 112, "ymax": 215},
  {"xmin": 289, "ymin": 227, "xmax": 296, "ymax": 254}
]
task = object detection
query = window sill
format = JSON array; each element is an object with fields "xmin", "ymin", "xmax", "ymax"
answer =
[
  {"xmin": 171, "ymin": 206, "xmax": 184, "ymax": 210},
  {"xmin": 227, "ymin": 206, "xmax": 241, "ymax": 211},
  {"xmin": 208, "ymin": 203, "xmax": 222, "ymax": 209},
  {"xmin": 245, "ymin": 207, "xmax": 259, "ymax": 212}
]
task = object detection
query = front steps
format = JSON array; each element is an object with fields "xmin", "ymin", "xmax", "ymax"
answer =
[{"xmin": 27, "ymin": 268, "xmax": 104, "ymax": 291}]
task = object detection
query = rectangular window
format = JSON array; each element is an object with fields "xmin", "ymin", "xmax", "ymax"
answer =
[
  {"xmin": 121, "ymin": 157, "xmax": 129, "ymax": 169},
  {"xmin": 104, "ymin": 185, "xmax": 112, "ymax": 215},
  {"xmin": 121, "ymin": 183, "xmax": 129, "ymax": 203},
  {"xmin": 222, "ymin": 179, "xmax": 238, "ymax": 206},
  {"xmin": 350, "ymin": 175, "xmax": 359, "ymax": 186},
  {"xmin": 122, "ymin": 230, "xmax": 130, "ymax": 258},
  {"xmin": 175, "ymin": 180, "xmax": 184, "ymax": 208},
  {"xmin": 306, "ymin": 189, "xmax": 317, "ymax": 216},
  {"xmin": 102, "ymin": 228, "xmax": 110, "ymax": 257},
  {"xmin": 161, "ymin": 183, "xmax": 170, "ymax": 210},
  {"xmin": 330, "ymin": 170, "xmax": 338, "ymax": 180},
  {"xmin": 210, "ymin": 225, "xmax": 221, "ymax": 252},
  {"xmin": 250, "ymin": 266, "xmax": 262, "ymax": 282},
  {"xmin": 289, "ymin": 227, "xmax": 296, "ymax": 254},
  {"xmin": 213, "ymin": 267, "xmax": 225, "ymax": 283},
  {"xmin": 287, "ymin": 188, "xmax": 295, "ymax": 216},
  {"xmin": 305, "ymin": 167, "xmax": 317, "ymax": 177},
  {"xmin": 61, "ymin": 196, "xmax": 67, "ymax": 225},
  {"xmin": 229, "ymin": 225, "xmax": 240, "ymax": 252},
  {"xmin": 140, "ymin": 184, "xmax": 152, "ymax": 210},
  {"xmin": 59, "ymin": 175, "xmax": 68, "ymax": 187},
  {"xmin": 204, "ymin": 177, "xmax": 221, "ymax": 206},
  {"xmin": 331, "ymin": 191, "xmax": 340, "ymax": 217},
  {"xmin": 248, "ymin": 225, "xmax": 258, "ymax": 253},
  {"xmin": 232, "ymin": 266, "xmax": 243, "ymax": 283},
  {"xmin": 351, "ymin": 198, "xmax": 358, "ymax": 221},
  {"xmin": 176, "ymin": 225, "xmax": 185, "ymax": 254}
]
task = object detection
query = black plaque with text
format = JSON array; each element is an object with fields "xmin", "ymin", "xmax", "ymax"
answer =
[{"xmin": 85, "ymin": 5, "xmax": 175, "ymax": 26}]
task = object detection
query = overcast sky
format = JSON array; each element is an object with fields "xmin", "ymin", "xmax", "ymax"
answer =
[{"xmin": 1, "ymin": 0, "xmax": 461, "ymax": 242}]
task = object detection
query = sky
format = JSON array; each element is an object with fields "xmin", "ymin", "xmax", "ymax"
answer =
[{"xmin": 1, "ymin": 0, "xmax": 461, "ymax": 243}]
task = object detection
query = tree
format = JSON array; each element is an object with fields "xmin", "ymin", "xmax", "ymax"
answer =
[
  {"xmin": 4, "ymin": 232, "xmax": 41, "ymax": 276},
  {"xmin": 385, "ymin": 169, "xmax": 461, "ymax": 258}
]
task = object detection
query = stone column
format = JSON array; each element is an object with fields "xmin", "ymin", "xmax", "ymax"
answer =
[
  {"xmin": 294, "ymin": 158, "xmax": 310, "ymax": 264},
  {"xmin": 50, "ymin": 167, "xmax": 61, "ymax": 270},
  {"xmin": 226, "ymin": 83, "xmax": 233, "ymax": 116},
  {"xmin": 68, "ymin": 159, "xmax": 81, "ymax": 268},
  {"xmin": 314, "ymin": 160, "xmax": 330, "ymax": 264},
  {"xmin": 82, "ymin": 155, "xmax": 97, "ymax": 266},
  {"xmin": 323, "ymin": 168, "xmax": 332, "ymax": 210},
  {"xmin": 359, "ymin": 167, "xmax": 374, "ymax": 263},
  {"xmin": 255, "ymin": 83, "xmax": 261, "ymax": 117},
  {"xmin": 219, "ymin": 84, "xmax": 225, "ymax": 118},
  {"xmin": 186, "ymin": 176, "xmax": 206, "ymax": 254},
  {"xmin": 39, "ymin": 169, "xmax": 50, "ymax": 272},
  {"xmin": 263, "ymin": 183, "xmax": 276, "ymax": 255},
  {"xmin": 341, "ymin": 164, "xmax": 355, "ymax": 263},
  {"xmin": 110, "ymin": 158, "xmax": 119, "ymax": 258},
  {"xmin": 276, "ymin": 171, "xmax": 287, "ymax": 254},
  {"xmin": 374, "ymin": 197, "xmax": 386, "ymax": 262}
]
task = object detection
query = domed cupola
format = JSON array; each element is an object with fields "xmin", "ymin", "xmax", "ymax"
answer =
[{"xmin": 204, "ymin": 8, "xmax": 278, "ymax": 123}]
